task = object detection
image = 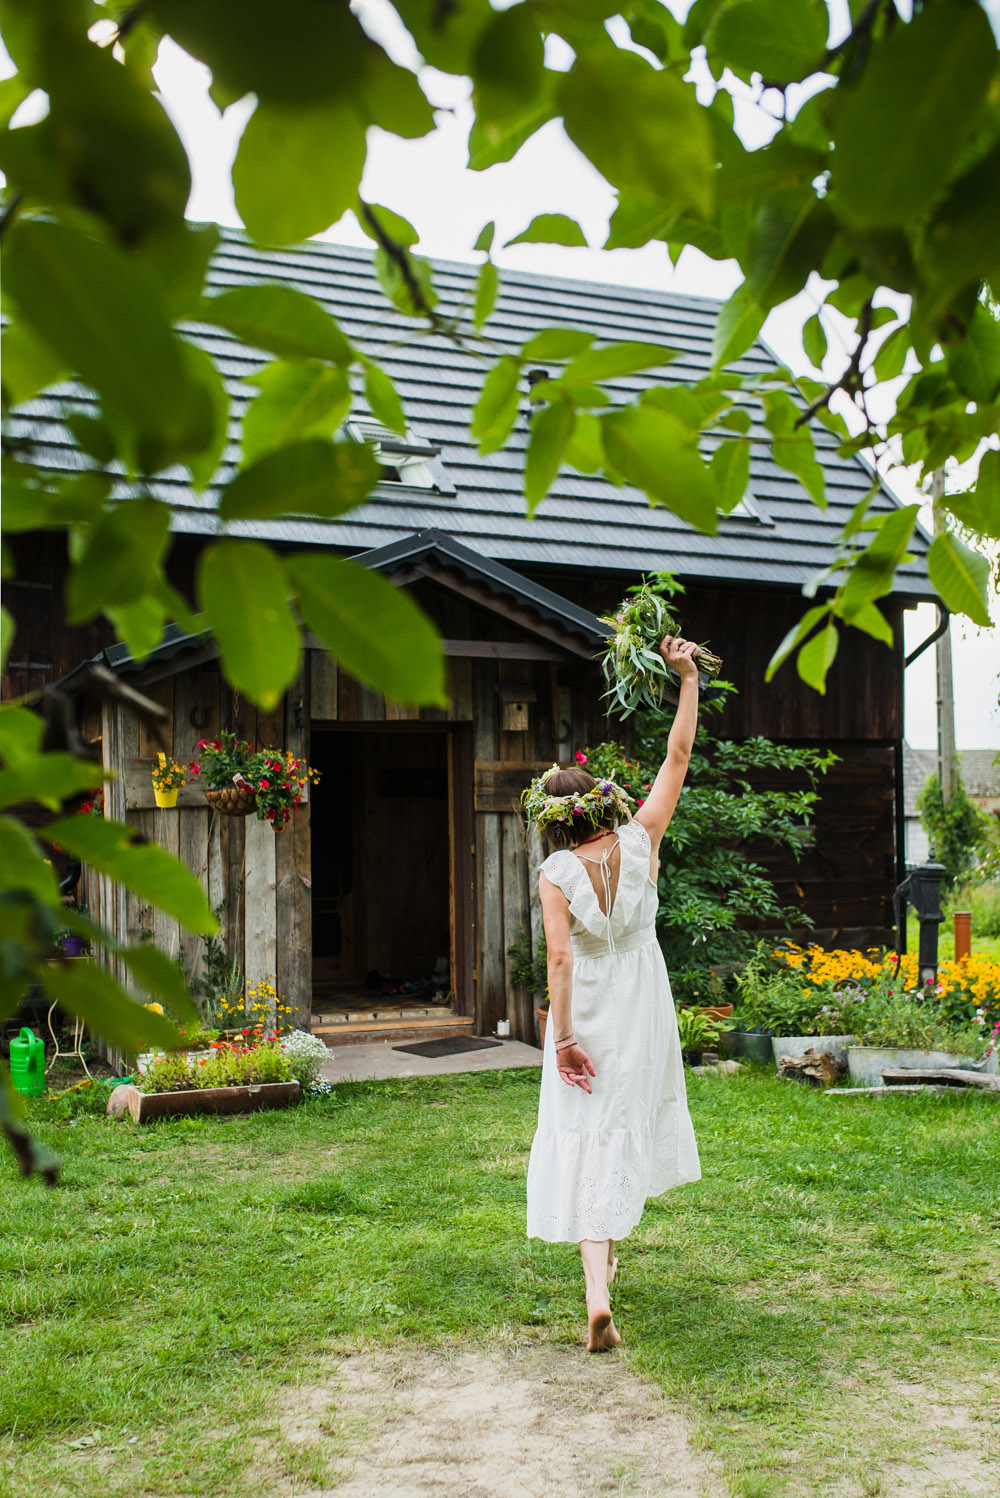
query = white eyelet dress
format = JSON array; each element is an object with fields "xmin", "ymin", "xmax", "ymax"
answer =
[{"xmin": 526, "ymin": 820, "xmax": 701, "ymax": 1243}]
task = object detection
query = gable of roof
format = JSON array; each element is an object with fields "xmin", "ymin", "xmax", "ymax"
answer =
[
  {"xmin": 11, "ymin": 231, "xmax": 933, "ymax": 596},
  {"xmin": 55, "ymin": 530, "xmax": 606, "ymax": 688}
]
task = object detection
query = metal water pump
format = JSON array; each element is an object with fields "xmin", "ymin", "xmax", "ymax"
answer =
[{"xmin": 892, "ymin": 848, "xmax": 947, "ymax": 986}]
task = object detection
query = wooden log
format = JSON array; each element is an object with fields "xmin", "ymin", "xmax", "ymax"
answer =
[
  {"xmin": 825, "ymin": 1085, "xmax": 951, "ymax": 1097},
  {"xmin": 129, "ymin": 1080, "xmax": 299, "ymax": 1122}
]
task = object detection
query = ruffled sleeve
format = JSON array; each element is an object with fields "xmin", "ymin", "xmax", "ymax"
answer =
[{"xmin": 539, "ymin": 849, "xmax": 585, "ymax": 901}]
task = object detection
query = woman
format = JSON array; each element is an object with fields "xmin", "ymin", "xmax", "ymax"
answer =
[{"xmin": 524, "ymin": 635, "xmax": 702, "ymax": 1352}]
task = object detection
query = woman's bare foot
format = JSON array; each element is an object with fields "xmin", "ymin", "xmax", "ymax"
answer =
[{"xmin": 586, "ymin": 1293, "xmax": 622, "ymax": 1353}]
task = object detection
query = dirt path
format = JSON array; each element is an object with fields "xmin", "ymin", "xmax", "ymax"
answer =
[{"xmin": 266, "ymin": 1341, "xmax": 728, "ymax": 1497}]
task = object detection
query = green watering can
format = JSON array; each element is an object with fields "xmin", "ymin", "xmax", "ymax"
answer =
[{"xmin": 10, "ymin": 1027, "xmax": 45, "ymax": 1097}]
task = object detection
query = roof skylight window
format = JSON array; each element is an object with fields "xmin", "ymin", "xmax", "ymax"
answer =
[{"xmin": 345, "ymin": 418, "xmax": 455, "ymax": 494}]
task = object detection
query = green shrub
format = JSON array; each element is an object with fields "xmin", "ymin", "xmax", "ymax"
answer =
[
  {"xmin": 916, "ymin": 772, "xmax": 995, "ymax": 887},
  {"xmin": 140, "ymin": 1042, "xmax": 292, "ymax": 1093}
]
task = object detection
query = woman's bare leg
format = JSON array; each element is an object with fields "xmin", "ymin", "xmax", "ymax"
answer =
[
  {"xmin": 607, "ymin": 1239, "xmax": 618, "ymax": 1285},
  {"xmin": 580, "ymin": 1238, "xmax": 621, "ymax": 1352}
]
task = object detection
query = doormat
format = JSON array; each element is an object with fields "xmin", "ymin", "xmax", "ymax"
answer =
[{"xmin": 393, "ymin": 1035, "xmax": 504, "ymax": 1059}]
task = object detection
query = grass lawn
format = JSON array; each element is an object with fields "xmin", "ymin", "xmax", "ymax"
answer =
[
  {"xmin": 3, "ymin": 1067, "xmax": 1000, "ymax": 1497},
  {"xmin": 907, "ymin": 909, "xmax": 1000, "ymax": 964}
]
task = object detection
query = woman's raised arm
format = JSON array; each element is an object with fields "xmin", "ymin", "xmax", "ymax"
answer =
[{"xmin": 634, "ymin": 637, "xmax": 699, "ymax": 851}]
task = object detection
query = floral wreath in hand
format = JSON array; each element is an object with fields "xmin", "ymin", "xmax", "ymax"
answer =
[{"xmin": 520, "ymin": 764, "xmax": 635, "ymax": 831}]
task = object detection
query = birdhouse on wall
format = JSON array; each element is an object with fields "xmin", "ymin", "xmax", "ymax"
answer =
[{"xmin": 498, "ymin": 684, "xmax": 536, "ymax": 733}]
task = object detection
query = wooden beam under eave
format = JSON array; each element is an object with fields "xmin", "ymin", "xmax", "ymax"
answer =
[{"xmin": 412, "ymin": 563, "xmax": 599, "ymax": 661}]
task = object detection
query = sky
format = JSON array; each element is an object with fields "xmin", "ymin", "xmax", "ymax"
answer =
[{"xmin": 8, "ymin": 9, "xmax": 1000, "ymax": 752}]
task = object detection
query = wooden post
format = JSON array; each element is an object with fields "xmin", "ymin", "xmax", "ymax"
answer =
[
  {"xmin": 932, "ymin": 474, "xmax": 957, "ymax": 805},
  {"xmin": 954, "ymin": 910, "xmax": 972, "ymax": 962}
]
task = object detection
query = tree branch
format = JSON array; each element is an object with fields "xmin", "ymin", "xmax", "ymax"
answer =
[{"xmin": 795, "ymin": 298, "xmax": 874, "ymax": 429}]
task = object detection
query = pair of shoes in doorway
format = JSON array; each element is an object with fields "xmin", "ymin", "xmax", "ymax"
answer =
[{"xmin": 364, "ymin": 970, "xmax": 435, "ymax": 1000}]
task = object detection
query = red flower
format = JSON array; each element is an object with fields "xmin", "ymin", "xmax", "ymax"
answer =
[
  {"xmin": 260, "ymin": 780, "xmax": 269, "ymax": 789},
  {"xmin": 241, "ymin": 1028, "xmax": 250, "ymax": 1036},
  {"xmin": 575, "ymin": 751, "xmax": 588, "ymax": 765},
  {"xmin": 197, "ymin": 739, "xmax": 206, "ymax": 750},
  {"xmin": 636, "ymin": 798, "xmax": 645, "ymax": 807}
]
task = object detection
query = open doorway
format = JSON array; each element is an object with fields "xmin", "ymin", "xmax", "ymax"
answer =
[{"xmin": 310, "ymin": 727, "xmax": 454, "ymax": 1022}]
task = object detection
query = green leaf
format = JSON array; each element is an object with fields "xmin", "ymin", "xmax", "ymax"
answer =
[
  {"xmin": 563, "ymin": 342, "xmax": 678, "ymax": 384},
  {"xmin": 712, "ymin": 282, "xmax": 766, "ymax": 369},
  {"xmin": 765, "ymin": 603, "xmax": 831, "ymax": 680},
  {"xmin": 601, "ymin": 403, "xmax": 720, "ymax": 533},
  {"xmin": 41, "ymin": 959, "xmax": 182, "ymax": 1055},
  {"xmin": 557, "ymin": 43, "xmax": 713, "ymax": 217},
  {"xmin": 120, "ymin": 940, "xmax": 197, "ymax": 1018},
  {"xmin": 233, "ymin": 98, "xmax": 366, "ymax": 244},
  {"xmin": 145, "ymin": 223, "xmax": 220, "ymax": 317},
  {"xmin": 717, "ymin": 406, "xmax": 752, "ymax": 435},
  {"xmin": 802, "ymin": 312, "xmax": 827, "ymax": 369},
  {"xmin": 242, "ymin": 362, "xmax": 351, "ymax": 465},
  {"xmin": 3, "ymin": 220, "xmax": 206, "ymax": 468},
  {"xmin": 473, "ymin": 260, "xmax": 500, "ymax": 332},
  {"xmin": 392, "ymin": 0, "xmax": 494, "ymax": 74},
  {"xmin": 796, "ymin": 620, "xmax": 839, "ymax": 693},
  {"xmin": 0, "ymin": 754, "xmax": 100, "ymax": 814},
  {"xmin": 947, "ymin": 305, "xmax": 1000, "ymax": 405},
  {"xmin": 872, "ymin": 325, "xmax": 910, "ymax": 383},
  {"xmin": 832, "ymin": 1, "xmax": 996, "ymax": 229},
  {"xmin": 746, "ymin": 196, "xmax": 836, "ymax": 309},
  {"xmin": 838, "ymin": 504, "xmax": 920, "ymax": 620},
  {"xmin": 65, "ymin": 500, "xmax": 172, "ymax": 623},
  {"xmin": 851, "ymin": 601, "xmax": 894, "ymax": 647},
  {"xmin": 474, "ymin": 221, "xmax": 495, "ymax": 253},
  {"xmin": 524, "ymin": 402, "xmax": 575, "ymax": 514},
  {"xmin": 521, "ymin": 329, "xmax": 594, "ymax": 362},
  {"xmin": 564, "ymin": 411, "xmax": 604, "ymax": 475},
  {"xmin": 927, "ymin": 532, "xmax": 993, "ymax": 628},
  {"xmin": 105, "ymin": 593, "xmax": 169, "ymax": 664},
  {"xmin": 45, "ymin": 816, "xmax": 217, "ymax": 933},
  {"xmin": 710, "ymin": 438, "xmax": 750, "ymax": 514},
  {"xmin": 471, "ymin": 3, "xmax": 544, "ymax": 128},
  {"xmin": 197, "ymin": 285, "xmax": 353, "ymax": 364},
  {"xmin": 364, "ymin": 362, "xmax": 407, "ymax": 435},
  {"xmin": 218, "ymin": 440, "xmax": 379, "ymax": 523},
  {"xmin": 604, "ymin": 192, "xmax": 676, "ymax": 250},
  {"xmin": 471, "ymin": 357, "xmax": 522, "ymax": 455},
  {"xmin": 353, "ymin": 49, "xmax": 434, "ymax": 140},
  {"xmin": 357, "ymin": 202, "xmax": 420, "ymax": 248},
  {"xmin": 181, "ymin": 340, "xmax": 230, "ymax": 491},
  {"xmin": 946, "ymin": 450, "xmax": 1000, "ymax": 539},
  {"xmin": 468, "ymin": 89, "xmax": 556, "ymax": 170},
  {"xmin": 196, "ymin": 541, "xmax": 301, "ymax": 711},
  {"xmin": 0, "ymin": 609, "xmax": 13, "ymax": 674},
  {"xmin": 711, "ymin": 0, "xmax": 828, "ymax": 83},
  {"xmin": 0, "ymin": 817, "xmax": 61, "ymax": 903},
  {"xmin": 0, "ymin": 322, "xmax": 69, "ymax": 407},
  {"xmin": 922, "ymin": 142, "xmax": 1000, "ymax": 304},
  {"xmin": 374, "ymin": 246, "xmax": 437, "ymax": 319},
  {"xmin": 287, "ymin": 555, "xmax": 446, "ymax": 706},
  {"xmin": 763, "ymin": 392, "xmax": 826, "ymax": 508},
  {"xmin": 504, "ymin": 214, "xmax": 588, "ymax": 249}
]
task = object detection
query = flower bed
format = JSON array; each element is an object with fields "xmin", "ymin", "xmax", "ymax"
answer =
[{"xmin": 734, "ymin": 941, "xmax": 1000, "ymax": 1061}]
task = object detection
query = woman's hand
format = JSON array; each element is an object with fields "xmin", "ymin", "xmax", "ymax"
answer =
[
  {"xmin": 659, "ymin": 635, "xmax": 699, "ymax": 681},
  {"xmin": 556, "ymin": 1042, "xmax": 596, "ymax": 1092}
]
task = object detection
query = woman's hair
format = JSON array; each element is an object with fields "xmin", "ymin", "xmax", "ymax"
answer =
[{"xmin": 537, "ymin": 767, "xmax": 619, "ymax": 851}]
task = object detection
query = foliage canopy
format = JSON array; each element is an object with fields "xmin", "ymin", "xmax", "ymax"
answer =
[{"xmin": 2, "ymin": 0, "xmax": 999, "ymax": 1172}]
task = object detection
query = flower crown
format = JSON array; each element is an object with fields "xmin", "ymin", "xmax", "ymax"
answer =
[{"xmin": 521, "ymin": 765, "xmax": 635, "ymax": 831}]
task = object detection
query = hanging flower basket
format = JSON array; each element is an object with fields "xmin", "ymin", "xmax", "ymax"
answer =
[
  {"xmin": 190, "ymin": 733, "xmax": 319, "ymax": 829},
  {"xmin": 203, "ymin": 784, "xmax": 258, "ymax": 817}
]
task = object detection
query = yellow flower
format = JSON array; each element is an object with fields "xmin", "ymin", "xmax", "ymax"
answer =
[{"xmin": 144, "ymin": 1002, "xmax": 164, "ymax": 1016}]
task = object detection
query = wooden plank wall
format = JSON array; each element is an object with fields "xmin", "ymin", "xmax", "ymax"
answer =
[{"xmin": 100, "ymin": 662, "xmax": 313, "ymax": 1023}]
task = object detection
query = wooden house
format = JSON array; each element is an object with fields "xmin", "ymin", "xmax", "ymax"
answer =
[{"xmin": 4, "ymin": 235, "xmax": 937, "ymax": 1045}]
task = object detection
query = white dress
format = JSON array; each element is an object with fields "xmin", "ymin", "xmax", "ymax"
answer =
[{"xmin": 526, "ymin": 819, "xmax": 701, "ymax": 1243}]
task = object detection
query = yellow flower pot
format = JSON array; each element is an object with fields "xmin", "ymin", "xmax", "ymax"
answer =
[{"xmin": 153, "ymin": 787, "xmax": 179, "ymax": 809}]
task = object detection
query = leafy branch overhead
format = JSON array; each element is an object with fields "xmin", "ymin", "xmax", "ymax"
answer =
[{"xmin": 1, "ymin": 0, "xmax": 999, "ymax": 1164}]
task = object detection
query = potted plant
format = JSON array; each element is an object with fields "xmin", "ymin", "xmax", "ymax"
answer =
[
  {"xmin": 190, "ymin": 733, "xmax": 320, "ymax": 830},
  {"xmin": 151, "ymin": 752, "xmax": 187, "ymax": 809},
  {"xmin": 127, "ymin": 1030, "xmax": 299, "ymax": 1121},
  {"xmin": 845, "ymin": 982, "xmax": 998, "ymax": 1088},
  {"xmin": 676, "ymin": 1005, "xmax": 732, "ymax": 1066}
]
